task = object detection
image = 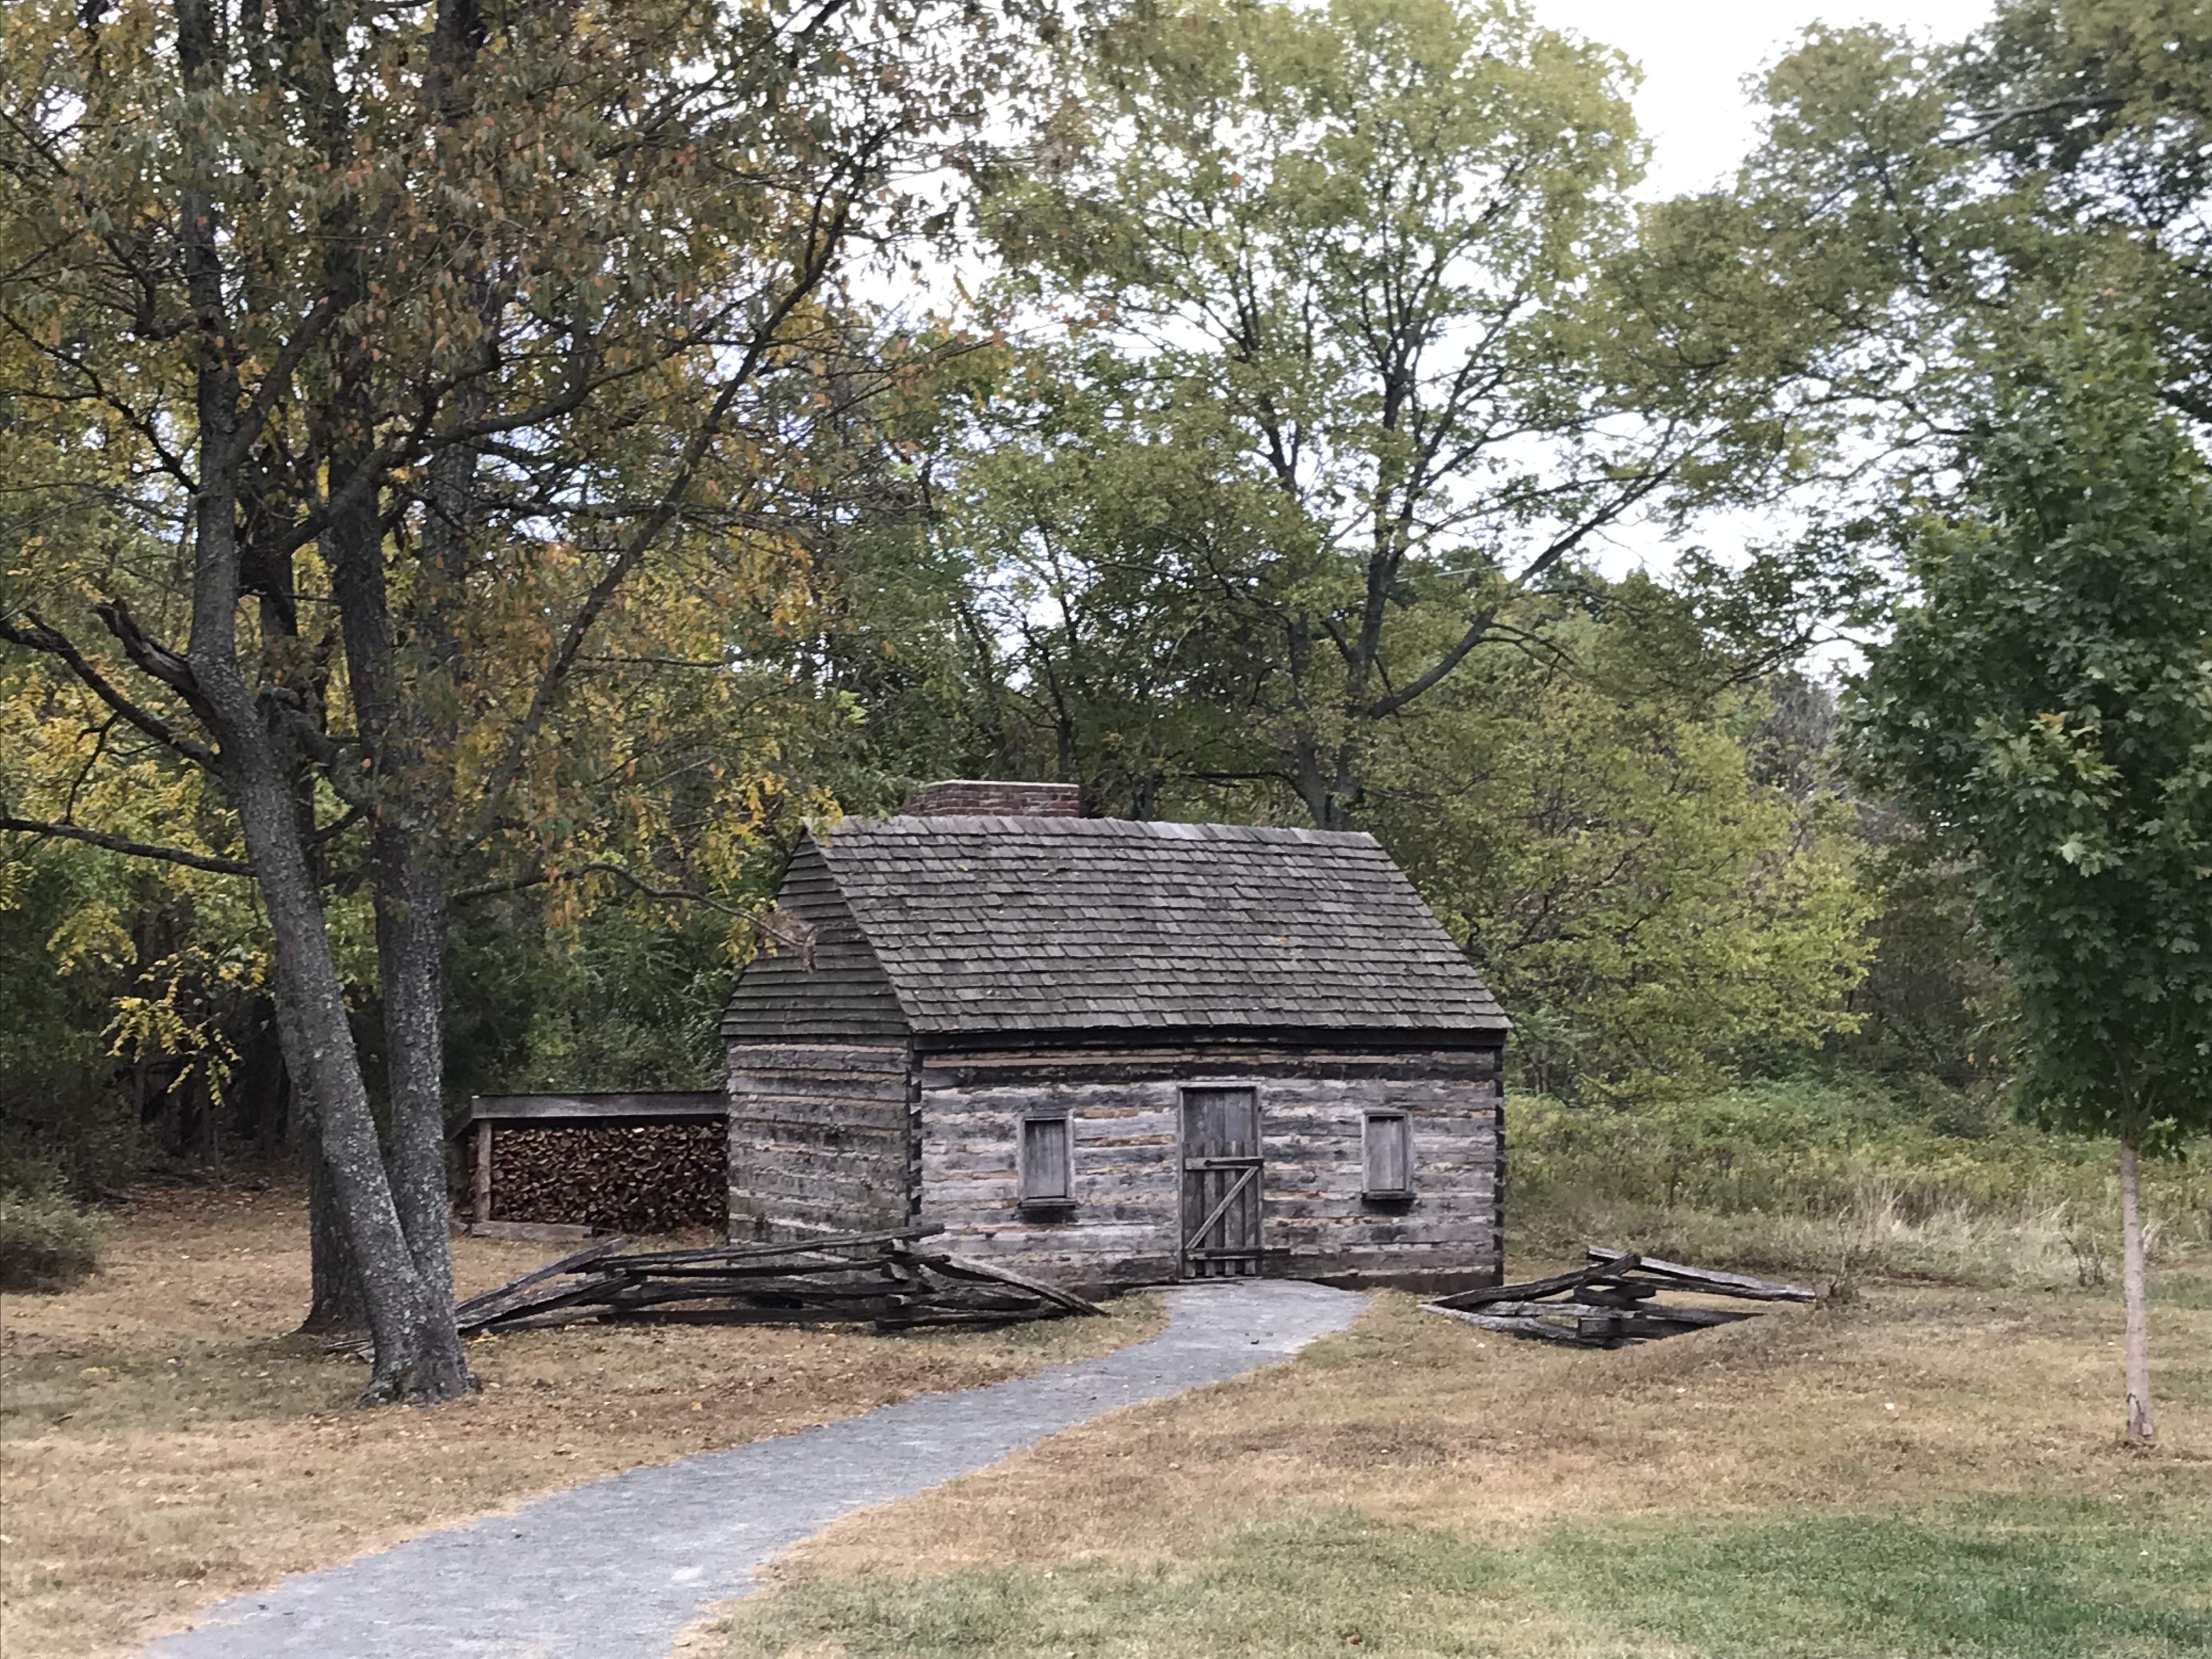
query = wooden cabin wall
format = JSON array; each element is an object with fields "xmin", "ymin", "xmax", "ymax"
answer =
[
  {"xmin": 911, "ymin": 1043, "xmax": 1503, "ymax": 1293},
  {"xmin": 725, "ymin": 1042, "xmax": 913, "ymax": 1241}
]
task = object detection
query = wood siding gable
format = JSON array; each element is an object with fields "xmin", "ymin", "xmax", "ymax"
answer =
[{"xmin": 721, "ymin": 838, "xmax": 907, "ymax": 1042}]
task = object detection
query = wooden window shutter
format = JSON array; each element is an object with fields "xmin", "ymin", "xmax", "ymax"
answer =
[
  {"xmin": 1020, "ymin": 1115, "xmax": 1073, "ymax": 1205},
  {"xmin": 1363, "ymin": 1111, "xmax": 1411, "ymax": 1198}
]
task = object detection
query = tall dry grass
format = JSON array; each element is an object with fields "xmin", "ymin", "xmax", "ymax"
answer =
[{"xmin": 1507, "ymin": 1081, "xmax": 2211, "ymax": 1285}]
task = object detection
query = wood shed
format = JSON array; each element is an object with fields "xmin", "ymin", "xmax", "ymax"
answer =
[{"xmin": 722, "ymin": 781, "xmax": 1511, "ymax": 1294}]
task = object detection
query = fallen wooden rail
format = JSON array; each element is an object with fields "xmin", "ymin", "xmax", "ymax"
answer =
[
  {"xmin": 1581, "ymin": 1246, "xmax": 1818, "ymax": 1302},
  {"xmin": 329, "ymin": 1224, "xmax": 1104, "ymax": 1356},
  {"xmin": 1423, "ymin": 1246, "xmax": 1816, "ymax": 1350}
]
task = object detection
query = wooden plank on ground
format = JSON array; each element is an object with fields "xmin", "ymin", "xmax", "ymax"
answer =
[
  {"xmin": 1584, "ymin": 1248, "xmax": 1817, "ymax": 1302},
  {"xmin": 896, "ymin": 1250, "xmax": 1105, "ymax": 1315},
  {"xmin": 1471, "ymin": 1300, "xmax": 1756, "ymax": 1329},
  {"xmin": 1429, "ymin": 1254, "xmax": 1643, "ymax": 1310},
  {"xmin": 1423, "ymin": 1305, "xmax": 1627, "ymax": 1347},
  {"xmin": 453, "ymin": 1237, "xmax": 631, "ymax": 1322},
  {"xmin": 613, "ymin": 1223, "xmax": 945, "ymax": 1269}
]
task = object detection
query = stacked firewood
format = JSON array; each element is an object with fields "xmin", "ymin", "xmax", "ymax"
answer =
[
  {"xmin": 352, "ymin": 1224, "xmax": 1103, "ymax": 1352},
  {"xmin": 487, "ymin": 1122, "xmax": 726, "ymax": 1234},
  {"xmin": 1423, "ymin": 1246, "xmax": 1818, "ymax": 1349}
]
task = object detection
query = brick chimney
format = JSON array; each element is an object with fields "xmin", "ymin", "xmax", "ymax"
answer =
[{"xmin": 896, "ymin": 780, "xmax": 1082, "ymax": 817}]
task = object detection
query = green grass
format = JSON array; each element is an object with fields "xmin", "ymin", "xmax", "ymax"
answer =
[
  {"xmin": 1539, "ymin": 1499, "xmax": 2212, "ymax": 1659},
  {"xmin": 720, "ymin": 1500, "xmax": 2212, "ymax": 1659},
  {"xmin": 2148, "ymin": 1273, "xmax": 2212, "ymax": 1310}
]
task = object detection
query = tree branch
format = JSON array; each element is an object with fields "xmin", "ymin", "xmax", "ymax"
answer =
[
  {"xmin": 0, "ymin": 611, "xmax": 219, "ymax": 767},
  {"xmin": 215, "ymin": 293, "xmax": 338, "ymax": 473},
  {"xmin": 1944, "ymin": 94, "xmax": 2101, "ymax": 149},
  {"xmin": 459, "ymin": 188, "xmax": 859, "ymax": 855},
  {"xmin": 451, "ymin": 859, "xmax": 815, "ymax": 957},
  {"xmin": 0, "ymin": 814, "xmax": 252, "ymax": 876}
]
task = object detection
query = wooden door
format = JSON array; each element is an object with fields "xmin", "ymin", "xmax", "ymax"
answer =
[{"xmin": 1180, "ymin": 1087, "xmax": 1262, "ymax": 1278}]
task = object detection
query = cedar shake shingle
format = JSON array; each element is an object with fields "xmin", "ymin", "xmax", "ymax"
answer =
[{"xmin": 721, "ymin": 816, "xmax": 1509, "ymax": 1041}]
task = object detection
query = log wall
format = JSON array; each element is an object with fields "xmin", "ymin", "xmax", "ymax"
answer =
[
  {"xmin": 911, "ymin": 1042, "xmax": 1503, "ymax": 1293},
  {"xmin": 725, "ymin": 1041, "xmax": 913, "ymax": 1242}
]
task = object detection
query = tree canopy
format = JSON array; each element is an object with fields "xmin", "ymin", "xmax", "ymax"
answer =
[
  {"xmin": 969, "ymin": 0, "xmax": 1836, "ymax": 826},
  {"xmin": 1853, "ymin": 333, "xmax": 2211, "ymax": 1157}
]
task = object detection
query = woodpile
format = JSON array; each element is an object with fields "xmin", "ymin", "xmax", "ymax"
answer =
[
  {"xmin": 337, "ymin": 1224, "xmax": 1104, "ymax": 1353},
  {"xmin": 1423, "ymin": 1246, "xmax": 1818, "ymax": 1349},
  {"xmin": 486, "ymin": 1122, "xmax": 725, "ymax": 1234}
]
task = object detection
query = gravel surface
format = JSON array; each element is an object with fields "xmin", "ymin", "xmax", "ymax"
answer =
[{"xmin": 146, "ymin": 1279, "xmax": 1367, "ymax": 1659}]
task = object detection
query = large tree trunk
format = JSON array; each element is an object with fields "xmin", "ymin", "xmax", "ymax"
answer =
[
  {"xmin": 376, "ymin": 842, "xmax": 457, "ymax": 1295},
  {"xmin": 325, "ymin": 0, "xmax": 485, "ymax": 1314},
  {"xmin": 302, "ymin": 1149, "xmax": 371, "ymax": 1334},
  {"xmin": 324, "ymin": 497, "xmax": 466, "ymax": 1346},
  {"xmin": 2118, "ymin": 1133, "xmax": 2155, "ymax": 1448},
  {"xmin": 224, "ymin": 737, "xmax": 470, "ymax": 1401},
  {"xmin": 266, "ymin": 979, "xmax": 369, "ymax": 1333},
  {"xmin": 172, "ymin": 0, "xmax": 468, "ymax": 1396}
]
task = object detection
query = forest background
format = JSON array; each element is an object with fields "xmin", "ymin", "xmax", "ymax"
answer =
[{"xmin": 2, "ymin": 0, "xmax": 2206, "ymax": 1348}]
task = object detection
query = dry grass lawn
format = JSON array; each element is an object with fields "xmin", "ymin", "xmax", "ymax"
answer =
[
  {"xmin": 0, "ymin": 1182, "xmax": 1161, "ymax": 1659},
  {"xmin": 702, "ymin": 1256, "xmax": 2212, "ymax": 1659}
]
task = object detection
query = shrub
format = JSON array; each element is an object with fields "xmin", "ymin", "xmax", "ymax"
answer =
[{"xmin": 0, "ymin": 1189, "xmax": 109, "ymax": 1291}]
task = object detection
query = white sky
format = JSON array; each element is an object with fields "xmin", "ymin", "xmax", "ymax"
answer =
[{"xmin": 1531, "ymin": 1, "xmax": 1999, "ymax": 198}]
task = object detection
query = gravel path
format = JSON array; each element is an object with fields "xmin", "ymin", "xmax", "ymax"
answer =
[{"xmin": 146, "ymin": 1280, "xmax": 1366, "ymax": 1659}]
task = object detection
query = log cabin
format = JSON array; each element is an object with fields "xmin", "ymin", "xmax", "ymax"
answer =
[{"xmin": 721, "ymin": 781, "xmax": 1510, "ymax": 1294}]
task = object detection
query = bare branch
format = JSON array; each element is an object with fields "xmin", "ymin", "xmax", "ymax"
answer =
[
  {"xmin": 1944, "ymin": 94, "xmax": 2102, "ymax": 150},
  {"xmin": 215, "ymin": 293, "xmax": 338, "ymax": 473},
  {"xmin": 0, "ymin": 814, "xmax": 252, "ymax": 876},
  {"xmin": 460, "ymin": 188, "xmax": 860, "ymax": 854}
]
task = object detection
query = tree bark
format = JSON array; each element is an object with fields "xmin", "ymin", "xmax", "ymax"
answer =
[
  {"xmin": 302, "ymin": 1147, "xmax": 371, "ymax": 1334},
  {"xmin": 376, "ymin": 846, "xmax": 458, "ymax": 1294},
  {"xmin": 321, "ymin": 463, "xmax": 467, "ymax": 1375},
  {"xmin": 2118, "ymin": 1132, "xmax": 2155, "ymax": 1448},
  {"xmin": 269, "ymin": 980, "xmax": 368, "ymax": 1334},
  {"xmin": 342, "ymin": 0, "xmax": 485, "ymax": 1311},
  {"xmin": 212, "ymin": 703, "xmax": 468, "ymax": 1398},
  {"xmin": 222, "ymin": 735, "xmax": 469, "ymax": 1399}
]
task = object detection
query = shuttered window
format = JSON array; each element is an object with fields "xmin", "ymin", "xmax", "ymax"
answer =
[
  {"xmin": 1363, "ymin": 1111, "xmax": 1412, "ymax": 1198},
  {"xmin": 1019, "ymin": 1115, "xmax": 1073, "ymax": 1205}
]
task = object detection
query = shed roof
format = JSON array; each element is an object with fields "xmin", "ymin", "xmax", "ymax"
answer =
[{"xmin": 722, "ymin": 815, "xmax": 1508, "ymax": 1041}]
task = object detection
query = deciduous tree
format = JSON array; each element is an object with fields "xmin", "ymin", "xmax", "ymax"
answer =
[
  {"xmin": 0, "ymin": 0, "xmax": 1000, "ymax": 1400},
  {"xmin": 1852, "ymin": 332, "xmax": 2212, "ymax": 1447},
  {"xmin": 975, "ymin": 0, "xmax": 1830, "ymax": 827}
]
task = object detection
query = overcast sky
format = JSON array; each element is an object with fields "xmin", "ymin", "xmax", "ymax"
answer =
[{"xmin": 1531, "ymin": 1, "xmax": 1999, "ymax": 197}]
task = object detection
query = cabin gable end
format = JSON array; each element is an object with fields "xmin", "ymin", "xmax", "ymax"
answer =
[{"xmin": 721, "ymin": 836, "xmax": 907, "ymax": 1042}]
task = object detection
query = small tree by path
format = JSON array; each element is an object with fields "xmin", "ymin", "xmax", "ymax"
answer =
[{"xmin": 1853, "ymin": 332, "xmax": 2212, "ymax": 1447}]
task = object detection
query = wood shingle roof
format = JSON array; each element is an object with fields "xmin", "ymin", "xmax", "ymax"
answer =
[{"xmin": 722, "ymin": 815, "xmax": 1508, "ymax": 1042}]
